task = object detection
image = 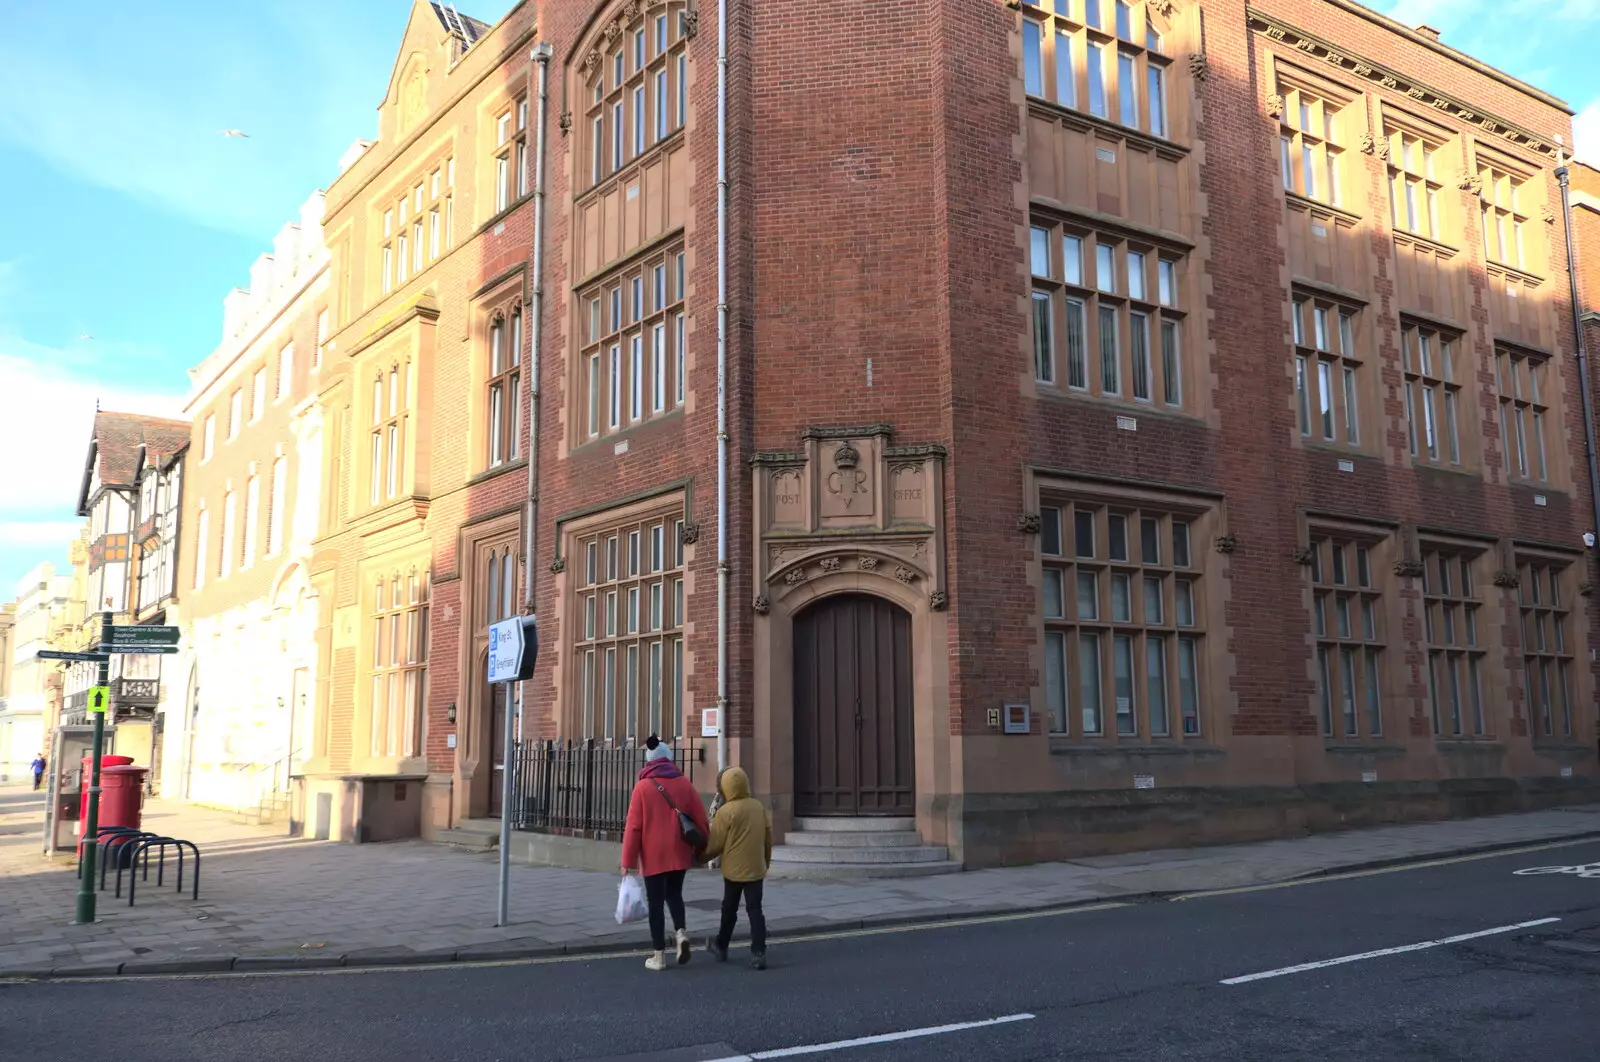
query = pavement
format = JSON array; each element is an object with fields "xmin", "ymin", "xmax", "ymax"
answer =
[
  {"xmin": 2, "ymin": 784, "xmax": 1600, "ymax": 979},
  {"xmin": 5, "ymin": 836, "xmax": 1600, "ymax": 1060}
]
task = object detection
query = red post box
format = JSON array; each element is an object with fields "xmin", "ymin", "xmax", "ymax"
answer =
[
  {"xmin": 78, "ymin": 755, "xmax": 134, "ymax": 835},
  {"xmin": 99, "ymin": 765, "xmax": 149, "ymax": 832}
]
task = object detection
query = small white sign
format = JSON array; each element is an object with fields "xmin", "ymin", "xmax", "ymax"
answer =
[
  {"xmin": 447, "ymin": 734, "xmax": 458, "ymax": 750},
  {"xmin": 701, "ymin": 707, "xmax": 721, "ymax": 738},
  {"xmin": 1134, "ymin": 774, "xmax": 1155, "ymax": 790},
  {"xmin": 1116, "ymin": 415, "xmax": 1138, "ymax": 432},
  {"xmin": 1116, "ymin": 696, "xmax": 1132, "ymax": 715},
  {"xmin": 1362, "ymin": 770, "xmax": 1377, "ymax": 784},
  {"xmin": 1534, "ymin": 494, "xmax": 1548, "ymax": 507},
  {"xmin": 1338, "ymin": 459, "xmax": 1355, "ymax": 473},
  {"xmin": 614, "ymin": 439, "xmax": 630, "ymax": 455},
  {"xmin": 487, "ymin": 619, "xmax": 525, "ymax": 684},
  {"xmin": 1561, "ymin": 766, "xmax": 1574, "ymax": 778}
]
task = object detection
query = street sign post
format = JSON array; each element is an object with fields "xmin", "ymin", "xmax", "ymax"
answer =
[
  {"xmin": 36, "ymin": 649, "xmax": 110, "ymax": 664},
  {"xmin": 488, "ymin": 615, "xmax": 539, "ymax": 927},
  {"xmin": 75, "ymin": 612, "xmax": 113, "ymax": 924}
]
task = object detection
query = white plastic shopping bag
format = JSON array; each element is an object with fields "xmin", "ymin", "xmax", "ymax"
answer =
[{"xmin": 615, "ymin": 874, "xmax": 647, "ymax": 925}]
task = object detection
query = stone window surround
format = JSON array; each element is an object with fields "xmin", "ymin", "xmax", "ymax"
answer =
[
  {"xmin": 1019, "ymin": 0, "xmax": 1178, "ymax": 141},
  {"xmin": 474, "ymin": 271, "xmax": 526, "ymax": 474},
  {"xmin": 1300, "ymin": 513, "xmax": 1396, "ymax": 748},
  {"xmin": 357, "ymin": 554, "xmax": 433, "ymax": 773},
  {"xmin": 576, "ymin": 0, "xmax": 692, "ymax": 197},
  {"xmin": 1290, "ymin": 286, "xmax": 1368, "ymax": 453},
  {"xmin": 1420, "ymin": 539, "xmax": 1490, "ymax": 740}
]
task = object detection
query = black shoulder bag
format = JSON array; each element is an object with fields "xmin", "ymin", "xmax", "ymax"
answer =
[{"xmin": 652, "ymin": 780, "xmax": 707, "ymax": 848}]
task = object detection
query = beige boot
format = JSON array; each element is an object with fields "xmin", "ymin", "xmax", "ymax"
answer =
[
  {"xmin": 675, "ymin": 927, "xmax": 693, "ymax": 965},
  {"xmin": 644, "ymin": 950, "xmax": 668, "ymax": 971}
]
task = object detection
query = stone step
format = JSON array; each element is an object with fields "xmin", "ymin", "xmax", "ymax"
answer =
[
  {"xmin": 770, "ymin": 843, "xmax": 951, "ymax": 865},
  {"xmin": 783, "ymin": 830, "xmax": 926, "ymax": 848},
  {"xmin": 768, "ymin": 859, "xmax": 962, "ymax": 881},
  {"xmin": 434, "ymin": 827, "xmax": 499, "ymax": 851},
  {"xmin": 793, "ymin": 816, "xmax": 916, "ymax": 833}
]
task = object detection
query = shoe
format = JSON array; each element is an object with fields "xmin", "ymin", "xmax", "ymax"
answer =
[
  {"xmin": 707, "ymin": 938, "xmax": 728, "ymax": 963},
  {"xmin": 675, "ymin": 927, "xmax": 692, "ymax": 965},
  {"xmin": 645, "ymin": 950, "xmax": 667, "ymax": 971},
  {"xmin": 750, "ymin": 950, "xmax": 767, "ymax": 971}
]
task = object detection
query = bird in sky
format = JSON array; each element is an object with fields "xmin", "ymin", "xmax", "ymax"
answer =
[
  {"xmin": 77, "ymin": 333, "xmax": 93, "ymax": 340},
  {"xmin": 217, "ymin": 129, "xmax": 250, "ymax": 138}
]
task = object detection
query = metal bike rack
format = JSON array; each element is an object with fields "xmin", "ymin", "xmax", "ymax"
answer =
[{"xmin": 123, "ymin": 837, "xmax": 201, "ymax": 904}]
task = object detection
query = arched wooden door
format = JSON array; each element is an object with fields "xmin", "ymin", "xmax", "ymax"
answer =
[{"xmin": 793, "ymin": 593, "xmax": 915, "ymax": 817}]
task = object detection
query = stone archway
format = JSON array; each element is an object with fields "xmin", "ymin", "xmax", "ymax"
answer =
[{"xmin": 792, "ymin": 592, "xmax": 915, "ymax": 817}]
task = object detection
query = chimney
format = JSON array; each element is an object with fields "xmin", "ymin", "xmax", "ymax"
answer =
[{"xmin": 1415, "ymin": 24, "xmax": 1441, "ymax": 41}]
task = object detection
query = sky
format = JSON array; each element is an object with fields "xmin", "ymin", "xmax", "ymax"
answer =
[{"xmin": 0, "ymin": 0, "xmax": 1595, "ymax": 599}]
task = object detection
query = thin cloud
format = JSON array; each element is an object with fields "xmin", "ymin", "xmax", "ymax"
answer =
[{"xmin": 1573, "ymin": 100, "xmax": 1600, "ymax": 164}]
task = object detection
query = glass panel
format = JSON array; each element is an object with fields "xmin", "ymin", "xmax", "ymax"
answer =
[
  {"xmin": 1111, "ymin": 574, "xmax": 1132, "ymax": 623},
  {"xmin": 1114, "ymin": 635, "xmax": 1135, "ymax": 735},
  {"xmin": 1317, "ymin": 647, "xmax": 1333, "ymax": 735},
  {"xmin": 1362, "ymin": 598, "xmax": 1376, "ymax": 641},
  {"xmin": 1357, "ymin": 547, "xmax": 1371, "ymax": 588},
  {"xmin": 1331, "ymin": 543, "xmax": 1346, "ymax": 586},
  {"xmin": 1032, "ymin": 293, "xmax": 1054, "ymax": 382},
  {"xmin": 1172, "ymin": 521, "xmax": 1190, "ymax": 568},
  {"xmin": 1079, "ymin": 633, "xmax": 1103, "ymax": 734},
  {"xmin": 1108, "ymin": 514, "xmax": 1128, "ymax": 561},
  {"xmin": 1043, "ymin": 568, "xmax": 1065, "ymax": 619},
  {"xmin": 1056, "ymin": 31, "xmax": 1077, "ymax": 108},
  {"xmin": 1340, "ymin": 647, "xmax": 1358, "ymax": 736},
  {"xmin": 1041, "ymin": 506, "xmax": 1063, "ymax": 556},
  {"xmin": 1130, "ymin": 312, "xmax": 1151, "ymax": 400},
  {"xmin": 1140, "ymin": 517, "xmax": 1160, "ymax": 564},
  {"xmin": 1127, "ymin": 252, "xmax": 1146, "ymax": 300},
  {"xmin": 1336, "ymin": 596, "xmax": 1351, "ymax": 639},
  {"xmin": 1046, "ymin": 632, "xmax": 1069, "ymax": 733},
  {"xmin": 1087, "ymin": 42, "xmax": 1107, "ymax": 117},
  {"xmin": 1365, "ymin": 649, "xmax": 1382, "ymax": 736},
  {"xmin": 1075, "ymin": 509, "xmax": 1096, "ymax": 557},
  {"xmin": 1178, "ymin": 637, "xmax": 1200, "ymax": 735},
  {"xmin": 1342, "ymin": 367, "xmax": 1358, "ymax": 445},
  {"xmin": 1096, "ymin": 244, "xmax": 1116, "ymax": 292},
  {"xmin": 1030, "ymin": 227, "xmax": 1051, "ymax": 276},
  {"xmin": 1066, "ymin": 299, "xmax": 1088, "ymax": 389},
  {"xmin": 1296, "ymin": 356, "xmax": 1310, "ymax": 435},
  {"xmin": 1311, "ymin": 595, "xmax": 1325, "ymax": 637},
  {"xmin": 1319, "ymin": 360, "xmax": 1335, "ymax": 439},
  {"xmin": 1175, "ymin": 579, "xmax": 1195, "ymax": 627},
  {"xmin": 1147, "ymin": 637, "xmax": 1169, "ymax": 736},
  {"xmin": 1148, "ymin": 65, "xmax": 1166, "ymax": 137},
  {"xmin": 1143, "ymin": 575, "xmax": 1163, "ymax": 624},
  {"xmin": 1076, "ymin": 571, "xmax": 1100, "ymax": 620},
  {"xmin": 1063, "ymin": 235, "xmax": 1083, "ymax": 285},
  {"xmin": 1023, "ymin": 21, "xmax": 1043, "ymax": 95}
]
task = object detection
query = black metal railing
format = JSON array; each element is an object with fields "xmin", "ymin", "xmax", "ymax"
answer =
[{"xmin": 509, "ymin": 738, "xmax": 702, "ymax": 838}]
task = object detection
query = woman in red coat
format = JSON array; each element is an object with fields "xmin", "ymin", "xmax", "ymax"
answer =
[{"xmin": 621, "ymin": 735, "xmax": 710, "ymax": 971}]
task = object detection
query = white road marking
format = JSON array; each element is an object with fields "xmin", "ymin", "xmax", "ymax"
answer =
[
  {"xmin": 703, "ymin": 1014, "xmax": 1036, "ymax": 1060},
  {"xmin": 1221, "ymin": 918, "xmax": 1561, "ymax": 985},
  {"xmin": 1513, "ymin": 862, "xmax": 1600, "ymax": 878}
]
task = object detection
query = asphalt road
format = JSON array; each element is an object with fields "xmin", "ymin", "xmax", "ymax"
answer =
[{"xmin": 6, "ymin": 838, "xmax": 1600, "ymax": 1062}]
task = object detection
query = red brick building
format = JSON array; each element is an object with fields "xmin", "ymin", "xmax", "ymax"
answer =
[
  {"xmin": 492, "ymin": 0, "xmax": 1600, "ymax": 871},
  {"xmin": 305, "ymin": 0, "xmax": 1599, "ymax": 866}
]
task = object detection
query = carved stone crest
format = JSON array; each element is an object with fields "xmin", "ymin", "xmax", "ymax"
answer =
[
  {"xmin": 1266, "ymin": 93, "xmax": 1285, "ymax": 119},
  {"xmin": 752, "ymin": 595, "xmax": 770, "ymax": 615},
  {"xmin": 819, "ymin": 557, "xmax": 841, "ymax": 573},
  {"xmin": 858, "ymin": 556, "xmax": 879, "ymax": 571},
  {"xmin": 582, "ymin": 49, "xmax": 602, "ymax": 78},
  {"xmin": 833, "ymin": 441, "xmax": 860, "ymax": 470},
  {"xmin": 1188, "ymin": 53, "xmax": 1209, "ymax": 81},
  {"xmin": 894, "ymin": 566, "xmax": 916, "ymax": 584},
  {"xmin": 1457, "ymin": 170, "xmax": 1483, "ymax": 195},
  {"xmin": 679, "ymin": 522, "xmax": 701, "ymax": 545},
  {"xmin": 784, "ymin": 568, "xmax": 807, "ymax": 586},
  {"xmin": 558, "ymin": 111, "xmax": 572, "ymax": 137},
  {"xmin": 1150, "ymin": 0, "xmax": 1175, "ymax": 16},
  {"xmin": 1542, "ymin": 205, "xmax": 1557, "ymax": 224},
  {"xmin": 1214, "ymin": 535, "xmax": 1238, "ymax": 554},
  {"xmin": 930, "ymin": 590, "xmax": 949, "ymax": 611},
  {"xmin": 549, "ymin": 556, "xmax": 566, "ymax": 574},
  {"xmin": 1493, "ymin": 569, "xmax": 1520, "ymax": 589},
  {"xmin": 1017, "ymin": 513, "xmax": 1041, "ymax": 534},
  {"xmin": 1392, "ymin": 559, "xmax": 1425, "ymax": 579},
  {"xmin": 1580, "ymin": 582, "xmax": 1594, "ymax": 598},
  {"xmin": 1358, "ymin": 132, "xmax": 1375, "ymax": 155},
  {"xmin": 1374, "ymin": 139, "xmax": 1391, "ymax": 163},
  {"xmin": 682, "ymin": 8, "xmax": 699, "ymax": 39},
  {"xmin": 1292, "ymin": 546, "xmax": 1315, "ymax": 566}
]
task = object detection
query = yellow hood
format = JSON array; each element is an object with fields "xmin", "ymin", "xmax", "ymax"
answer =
[{"xmin": 719, "ymin": 766, "xmax": 751, "ymax": 801}]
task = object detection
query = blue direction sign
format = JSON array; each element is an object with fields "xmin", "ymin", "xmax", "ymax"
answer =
[{"xmin": 36, "ymin": 649, "xmax": 110, "ymax": 663}]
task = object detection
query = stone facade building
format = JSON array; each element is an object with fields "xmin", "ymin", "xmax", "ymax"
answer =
[
  {"xmin": 177, "ymin": 193, "xmax": 329, "ymax": 813},
  {"xmin": 4, "ymin": 566, "xmax": 75, "ymax": 782}
]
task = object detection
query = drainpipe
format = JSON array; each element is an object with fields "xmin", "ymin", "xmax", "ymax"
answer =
[
  {"xmin": 500, "ymin": 39, "xmax": 550, "ymax": 930},
  {"xmin": 714, "ymin": 0, "xmax": 731, "ymax": 774},
  {"xmin": 1555, "ymin": 165, "xmax": 1600, "ymax": 575}
]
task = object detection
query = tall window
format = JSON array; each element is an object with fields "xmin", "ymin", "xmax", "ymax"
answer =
[
  {"xmin": 250, "ymin": 367, "xmax": 267, "ymax": 423},
  {"xmin": 1309, "ymin": 535, "xmax": 1383, "ymax": 739},
  {"xmin": 583, "ymin": 1, "xmax": 690, "ymax": 190},
  {"xmin": 314, "ymin": 310, "xmax": 329, "ymax": 370},
  {"xmin": 369, "ymin": 363, "xmax": 410, "ymax": 505},
  {"xmin": 572, "ymin": 511, "xmax": 687, "ymax": 741},
  {"xmin": 192, "ymin": 504, "xmax": 209, "ymax": 591},
  {"xmin": 219, "ymin": 490, "xmax": 237, "ymax": 579},
  {"xmin": 1421, "ymin": 547, "xmax": 1485, "ymax": 737},
  {"xmin": 1479, "ymin": 163, "xmax": 1529, "ymax": 270},
  {"xmin": 202, "ymin": 414, "xmax": 215, "ymax": 462},
  {"xmin": 493, "ymin": 99, "xmax": 527, "ymax": 213},
  {"xmin": 487, "ymin": 307, "xmax": 523, "ymax": 467},
  {"xmin": 577, "ymin": 246, "xmax": 686, "ymax": 440},
  {"xmin": 1022, "ymin": 1, "xmax": 1171, "ymax": 138},
  {"xmin": 1519, "ymin": 559, "xmax": 1573, "ymax": 739},
  {"xmin": 1496, "ymin": 347, "xmax": 1550, "ymax": 482},
  {"xmin": 1040, "ymin": 498, "xmax": 1202, "ymax": 739},
  {"xmin": 1402, "ymin": 324, "xmax": 1462, "ymax": 466},
  {"xmin": 1031, "ymin": 221, "xmax": 1185, "ymax": 407},
  {"xmin": 1277, "ymin": 83, "xmax": 1344, "ymax": 207},
  {"xmin": 241, "ymin": 474, "xmax": 260, "ymax": 570},
  {"xmin": 229, "ymin": 389, "xmax": 243, "ymax": 438},
  {"xmin": 1386, "ymin": 127, "xmax": 1444, "ymax": 241},
  {"xmin": 379, "ymin": 157, "xmax": 452, "ymax": 297},
  {"xmin": 371, "ymin": 568, "xmax": 430, "ymax": 758},
  {"xmin": 1291, "ymin": 296, "xmax": 1362, "ymax": 448},
  {"xmin": 267, "ymin": 456, "xmax": 287, "ymax": 557},
  {"xmin": 277, "ymin": 342, "xmax": 294, "ymax": 401}
]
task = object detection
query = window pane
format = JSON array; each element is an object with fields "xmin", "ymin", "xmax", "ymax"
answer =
[
  {"xmin": 1087, "ymin": 42, "xmax": 1107, "ymax": 117},
  {"xmin": 1175, "ymin": 579, "xmax": 1195, "ymax": 627},
  {"xmin": 1118, "ymin": 52, "xmax": 1137, "ymax": 127},
  {"xmin": 1099, "ymin": 305, "xmax": 1119, "ymax": 393},
  {"xmin": 1063, "ymin": 235, "xmax": 1083, "ymax": 285},
  {"xmin": 1158, "ymin": 260, "xmax": 1177, "ymax": 307},
  {"xmin": 1148, "ymin": 65, "xmax": 1166, "ymax": 137},
  {"xmin": 1032, "ymin": 293, "xmax": 1054, "ymax": 383},
  {"xmin": 1342, "ymin": 367, "xmax": 1358, "ymax": 445},
  {"xmin": 1364, "ymin": 649, "xmax": 1382, "ymax": 736},
  {"xmin": 1041, "ymin": 506, "xmax": 1063, "ymax": 556},
  {"xmin": 1147, "ymin": 637, "xmax": 1169, "ymax": 736},
  {"xmin": 1046, "ymin": 632, "xmax": 1069, "ymax": 733},
  {"xmin": 1296, "ymin": 356, "xmax": 1310, "ymax": 435},
  {"xmin": 1023, "ymin": 21, "xmax": 1043, "ymax": 95},
  {"xmin": 1317, "ymin": 647, "xmax": 1333, "ymax": 735},
  {"xmin": 1127, "ymin": 252, "xmax": 1146, "ymax": 300},
  {"xmin": 1096, "ymin": 243, "xmax": 1115, "ymax": 292},
  {"xmin": 1056, "ymin": 31, "xmax": 1077, "ymax": 108},
  {"xmin": 1075, "ymin": 509, "xmax": 1096, "ymax": 557},
  {"xmin": 1143, "ymin": 575, "xmax": 1163, "ymax": 624},
  {"xmin": 1043, "ymin": 568, "xmax": 1065, "ymax": 619},
  {"xmin": 1079, "ymin": 633, "xmax": 1103, "ymax": 733},
  {"xmin": 1114, "ymin": 636, "xmax": 1136, "ymax": 735},
  {"xmin": 1140, "ymin": 516, "xmax": 1160, "ymax": 564},
  {"xmin": 1161, "ymin": 321, "xmax": 1182, "ymax": 407},
  {"xmin": 1066, "ymin": 300, "xmax": 1088, "ymax": 389},
  {"xmin": 1318, "ymin": 360, "xmax": 1335, "ymax": 440},
  {"xmin": 1130, "ymin": 312, "xmax": 1151, "ymax": 400},
  {"xmin": 1076, "ymin": 571, "xmax": 1100, "ymax": 620},
  {"xmin": 1111, "ymin": 573, "xmax": 1132, "ymax": 622},
  {"xmin": 1178, "ymin": 637, "xmax": 1200, "ymax": 735},
  {"xmin": 1030, "ymin": 226, "xmax": 1051, "ymax": 277}
]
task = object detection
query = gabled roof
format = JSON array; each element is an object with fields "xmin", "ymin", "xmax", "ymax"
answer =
[{"xmin": 77, "ymin": 411, "xmax": 191, "ymax": 516}]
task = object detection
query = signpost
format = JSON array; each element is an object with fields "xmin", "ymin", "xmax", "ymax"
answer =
[
  {"xmin": 488, "ymin": 615, "xmax": 539, "ymax": 927},
  {"xmin": 34, "ymin": 617, "xmax": 184, "ymax": 924}
]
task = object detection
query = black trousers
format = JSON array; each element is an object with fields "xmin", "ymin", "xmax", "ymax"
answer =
[
  {"xmin": 644, "ymin": 869, "xmax": 688, "ymax": 952},
  {"xmin": 32, "ymin": 773, "xmax": 43, "ymax": 791},
  {"xmin": 716, "ymin": 878, "xmax": 767, "ymax": 954}
]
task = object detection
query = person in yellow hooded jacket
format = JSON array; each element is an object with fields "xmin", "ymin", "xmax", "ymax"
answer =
[{"xmin": 702, "ymin": 766, "xmax": 771, "ymax": 969}]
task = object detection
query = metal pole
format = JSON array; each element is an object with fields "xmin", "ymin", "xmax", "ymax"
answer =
[
  {"xmin": 1556, "ymin": 166, "xmax": 1600, "ymax": 570},
  {"xmin": 74, "ymin": 611, "xmax": 111, "ymax": 924},
  {"xmin": 714, "ymin": 0, "xmax": 731, "ymax": 774}
]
